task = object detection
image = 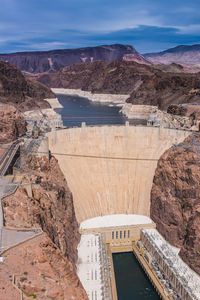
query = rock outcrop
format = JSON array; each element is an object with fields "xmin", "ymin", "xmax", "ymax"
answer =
[
  {"xmin": 0, "ymin": 61, "xmax": 54, "ymax": 111},
  {"xmin": 37, "ymin": 60, "xmax": 200, "ymax": 110},
  {"xmin": 3, "ymin": 155, "xmax": 79, "ymax": 265},
  {"xmin": 0, "ymin": 44, "xmax": 149, "ymax": 74},
  {"xmin": 0, "ymin": 104, "xmax": 26, "ymax": 143},
  {"xmin": 37, "ymin": 60, "xmax": 146, "ymax": 93},
  {"xmin": 127, "ymin": 71, "xmax": 200, "ymax": 110},
  {"xmin": 0, "ymin": 233, "xmax": 88, "ymax": 300},
  {"xmin": 167, "ymin": 104, "xmax": 187, "ymax": 116},
  {"xmin": 2, "ymin": 154, "xmax": 87, "ymax": 299},
  {"xmin": 151, "ymin": 133, "xmax": 200, "ymax": 275}
]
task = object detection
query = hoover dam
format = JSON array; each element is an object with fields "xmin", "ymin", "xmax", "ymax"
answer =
[
  {"xmin": 47, "ymin": 124, "xmax": 200, "ymax": 300},
  {"xmin": 48, "ymin": 124, "xmax": 189, "ymax": 223}
]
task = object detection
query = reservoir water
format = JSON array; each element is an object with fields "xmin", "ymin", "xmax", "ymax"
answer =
[
  {"xmin": 56, "ymin": 94, "xmax": 146, "ymax": 127},
  {"xmin": 113, "ymin": 252, "xmax": 160, "ymax": 300}
]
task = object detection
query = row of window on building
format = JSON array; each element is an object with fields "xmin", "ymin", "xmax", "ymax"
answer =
[{"xmin": 112, "ymin": 230, "xmax": 130, "ymax": 239}]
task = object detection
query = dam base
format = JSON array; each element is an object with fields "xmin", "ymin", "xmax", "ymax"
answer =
[
  {"xmin": 77, "ymin": 214, "xmax": 156, "ymax": 300},
  {"xmin": 77, "ymin": 214, "xmax": 200, "ymax": 300}
]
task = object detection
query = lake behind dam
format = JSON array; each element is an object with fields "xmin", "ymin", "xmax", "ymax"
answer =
[{"xmin": 56, "ymin": 94, "xmax": 147, "ymax": 127}]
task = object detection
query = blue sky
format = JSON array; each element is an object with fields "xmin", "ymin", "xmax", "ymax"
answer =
[{"xmin": 1, "ymin": 0, "xmax": 200, "ymax": 53}]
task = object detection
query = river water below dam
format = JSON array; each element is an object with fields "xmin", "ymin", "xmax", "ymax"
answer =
[
  {"xmin": 56, "ymin": 94, "xmax": 147, "ymax": 127},
  {"xmin": 113, "ymin": 253, "xmax": 160, "ymax": 300}
]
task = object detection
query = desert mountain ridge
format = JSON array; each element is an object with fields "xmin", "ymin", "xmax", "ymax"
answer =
[
  {"xmin": 0, "ymin": 60, "xmax": 54, "ymax": 111},
  {"xmin": 144, "ymin": 43, "xmax": 200, "ymax": 67},
  {"xmin": 0, "ymin": 44, "xmax": 150, "ymax": 74},
  {"xmin": 36, "ymin": 60, "xmax": 200, "ymax": 110}
]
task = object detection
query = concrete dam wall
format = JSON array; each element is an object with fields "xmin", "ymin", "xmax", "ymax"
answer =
[{"xmin": 48, "ymin": 126, "xmax": 189, "ymax": 223}]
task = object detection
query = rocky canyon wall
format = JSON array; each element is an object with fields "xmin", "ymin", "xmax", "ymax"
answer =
[
  {"xmin": 0, "ymin": 60, "xmax": 54, "ymax": 111},
  {"xmin": 0, "ymin": 104, "xmax": 26, "ymax": 143},
  {"xmin": 151, "ymin": 133, "xmax": 200, "ymax": 275},
  {"xmin": 37, "ymin": 60, "xmax": 200, "ymax": 111},
  {"xmin": 2, "ymin": 155, "xmax": 88, "ymax": 299}
]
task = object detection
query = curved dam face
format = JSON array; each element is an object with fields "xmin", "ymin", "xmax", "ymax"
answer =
[{"xmin": 48, "ymin": 126, "xmax": 189, "ymax": 223}]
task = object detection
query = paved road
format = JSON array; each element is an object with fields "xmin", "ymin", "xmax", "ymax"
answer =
[
  {"xmin": 0, "ymin": 141, "xmax": 20, "ymax": 176},
  {"xmin": 0, "ymin": 228, "xmax": 39, "ymax": 252},
  {"xmin": 0, "ymin": 140, "xmax": 42, "ymax": 254},
  {"xmin": 0, "ymin": 176, "xmax": 40, "ymax": 254},
  {"xmin": 0, "ymin": 176, "xmax": 14, "ymax": 228}
]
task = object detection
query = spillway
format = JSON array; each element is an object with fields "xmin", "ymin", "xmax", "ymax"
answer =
[{"xmin": 48, "ymin": 125, "xmax": 189, "ymax": 223}]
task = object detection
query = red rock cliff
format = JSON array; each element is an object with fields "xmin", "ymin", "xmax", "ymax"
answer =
[
  {"xmin": 0, "ymin": 104, "xmax": 26, "ymax": 143},
  {"xmin": 151, "ymin": 133, "xmax": 200, "ymax": 275},
  {"xmin": 2, "ymin": 154, "xmax": 88, "ymax": 299},
  {"xmin": 0, "ymin": 60, "xmax": 54, "ymax": 111}
]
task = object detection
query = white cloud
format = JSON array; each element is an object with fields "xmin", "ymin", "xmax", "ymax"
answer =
[
  {"xmin": 81, "ymin": 9, "xmax": 163, "ymax": 32},
  {"xmin": 175, "ymin": 24, "xmax": 200, "ymax": 35},
  {"xmin": 24, "ymin": 41, "xmax": 68, "ymax": 50}
]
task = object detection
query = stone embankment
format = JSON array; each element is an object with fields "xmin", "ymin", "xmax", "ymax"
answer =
[
  {"xmin": 44, "ymin": 97, "xmax": 63, "ymax": 109},
  {"xmin": 121, "ymin": 103, "xmax": 158, "ymax": 119},
  {"xmin": 51, "ymin": 88, "xmax": 129, "ymax": 106},
  {"xmin": 122, "ymin": 103, "xmax": 196, "ymax": 130}
]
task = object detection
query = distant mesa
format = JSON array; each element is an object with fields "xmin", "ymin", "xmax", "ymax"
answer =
[
  {"xmin": 0, "ymin": 44, "xmax": 149, "ymax": 74},
  {"xmin": 144, "ymin": 43, "xmax": 200, "ymax": 68}
]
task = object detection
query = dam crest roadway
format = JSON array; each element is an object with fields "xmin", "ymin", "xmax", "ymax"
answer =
[{"xmin": 48, "ymin": 124, "xmax": 190, "ymax": 223}]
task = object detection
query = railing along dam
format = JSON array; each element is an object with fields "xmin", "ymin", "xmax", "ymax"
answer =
[{"xmin": 48, "ymin": 126, "xmax": 190, "ymax": 223}]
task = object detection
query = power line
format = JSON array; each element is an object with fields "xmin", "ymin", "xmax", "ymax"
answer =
[
  {"xmin": 0, "ymin": 182, "xmax": 37, "ymax": 186},
  {"xmin": 0, "ymin": 145, "xmax": 199, "ymax": 162},
  {"xmin": 12, "ymin": 149, "xmax": 200, "ymax": 162},
  {"xmin": 0, "ymin": 146, "xmax": 200, "ymax": 163}
]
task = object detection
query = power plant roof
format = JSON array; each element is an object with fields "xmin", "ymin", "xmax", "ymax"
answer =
[{"xmin": 80, "ymin": 214, "xmax": 153, "ymax": 229}]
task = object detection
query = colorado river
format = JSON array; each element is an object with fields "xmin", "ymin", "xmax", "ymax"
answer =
[{"xmin": 113, "ymin": 252, "xmax": 160, "ymax": 300}]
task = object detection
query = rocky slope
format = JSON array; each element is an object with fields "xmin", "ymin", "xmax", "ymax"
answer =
[
  {"xmin": 2, "ymin": 154, "xmax": 88, "ymax": 299},
  {"xmin": 127, "ymin": 70, "xmax": 200, "ymax": 110},
  {"xmin": 0, "ymin": 104, "xmax": 26, "ymax": 143},
  {"xmin": 144, "ymin": 44, "xmax": 200, "ymax": 67},
  {"xmin": 167, "ymin": 103, "xmax": 200, "ymax": 122},
  {"xmin": 37, "ymin": 60, "xmax": 200, "ymax": 110},
  {"xmin": 151, "ymin": 133, "xmax": 200, "ymax": 275},
  {"xmin": 0, "ymin": 233, "xmax": 88, "ymax": 300},
  {"xmin": 0, "ymin": 61, "xmax": 54, "ymax": 111},
  {"xmin": 0, "ymin": 44, "xmax": 150, "ymax": 74}
]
